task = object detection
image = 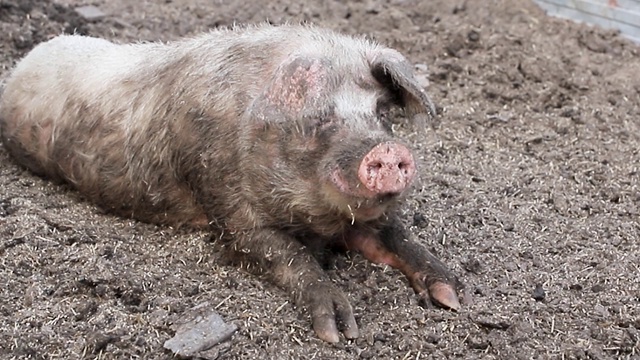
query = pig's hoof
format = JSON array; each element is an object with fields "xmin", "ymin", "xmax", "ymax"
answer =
[
  {"xmin": 421, "ymin": 282, "xmax": 461, "ymax": 311},
  {"xmin": 306, "ymin": 283, "xmax": 359, "ymax": 343},
  {"xmin": 411, "ymin": 270, "xmax": 463, "ymax": 312}
]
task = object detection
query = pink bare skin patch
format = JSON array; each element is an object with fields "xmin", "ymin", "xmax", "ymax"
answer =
[
  {"xmin": 358, "ymin": 142, "xmax": 416, "ymax": 195},
  {"xmin": 267, "ymin": 57, "xmax": 327, "ymax": 114}
]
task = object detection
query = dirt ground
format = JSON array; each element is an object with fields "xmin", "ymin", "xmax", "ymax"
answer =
[{"xmin": 1, "ymin": 0, "xmax": 639, "ymax": 359}]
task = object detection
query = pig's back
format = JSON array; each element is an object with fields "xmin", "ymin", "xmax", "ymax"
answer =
[
  {"xmin": 0, "ymin": 35, "xmax": 209, "ymax": 226},
  {"xmin": 2, "ymin": 35, "xmax": 144, "ymax": 115},
  {"xmin": 0, "ymin": 35, "xmax": 150, "ymax": 154}
]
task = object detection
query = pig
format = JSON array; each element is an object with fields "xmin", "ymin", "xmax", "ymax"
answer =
[{"xmin": 0, "ymin": 24, "xmax": 462, "ymax": 343}]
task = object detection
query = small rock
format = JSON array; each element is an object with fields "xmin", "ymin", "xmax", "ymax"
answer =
[
  {"xmin": 373, "ymin": 333, "xmax": 387, "ymax": 343},
  {"xmin": 414, "ymin": 63, "xmax": 429, "ymax": 73},
  {"xmin": 75, "ymin": 5, "xmax": 106, "ymax": 22},
  {"xmin": 74, "ymin": 300, "xmax": 98, "ymax": 321},
  {"xmin": 466, "ymin": 336, "xmax": 489, "ymax": 350},
  {"xmin": 412, "ymin": 212, "xmax": 427, "ymax": 227},
  {"xmin": 87, "ymin": 332, "xmax": 118, "ymax": 354},
  {"xmin": 110, "ymin": 18, "xmax": 134, "ymax": 29},
  {"xmin": 415, "ymin": 73, "xmax": 430, "ymax": 89},
  {"xmin": 532, "ymin": 284, "xmax": 545, "ymax": 301},
  {"xmin": 594, "ymin": 304, "xmax": 610, "ymax": 318},
  {"xmin": 504, "ymin": 261, "xmax": 518, "ymax": 272},
  {"xmin": 425, "ymin": 333, "xmax": 440, "ymax": 344},
  {"xmin": 467, "ymin": 30, "xmax": 480, "ymax": 42},
  {"xmin": 474, "ymin": 315, "xmax": 511, "ymax": 330},
  {"xmin": 360, "ymin": 349, "xmax": 375, "ymax": 359},
  {"xmin": 569, "ymin": 283, "xmax": 583, "ymax": 291},
  {"xmin": 463, "ymin": 257, "xmax": 482, "ymax": 274}
]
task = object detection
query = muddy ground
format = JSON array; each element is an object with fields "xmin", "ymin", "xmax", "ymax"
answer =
[{"xmin": 1, "ymin": 0, "xmax": 639, "ymax": 359}]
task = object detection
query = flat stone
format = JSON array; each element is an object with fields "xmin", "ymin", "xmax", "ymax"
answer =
[
  {"xmin": 74, "ymin": 5, "xmax": 106, "ymax": 21},
  {"xmin": 163, "ymin": 303, "xmax": 238, "ymax": 357}
]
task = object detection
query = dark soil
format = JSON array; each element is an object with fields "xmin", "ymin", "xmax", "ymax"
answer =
[{"xmin": 1, "ymin": 0, "xmax": 639, "ymax": 359}]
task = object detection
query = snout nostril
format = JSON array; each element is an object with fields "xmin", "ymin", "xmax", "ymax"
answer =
[
  {"xmin": 398, "ymin": 162, "xmax": 409, "ymax": 175},
  {"xmin": 398, "ymin": 161, "xmax": 410, "ymax": 174}
]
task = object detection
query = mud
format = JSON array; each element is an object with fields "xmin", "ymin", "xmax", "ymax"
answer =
[{"xmin": 1, "ymin": 0, "xmax": 639, "ymax": 359}]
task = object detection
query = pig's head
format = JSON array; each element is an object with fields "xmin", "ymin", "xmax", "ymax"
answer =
[{"xmin": 246, "ymin": 47, "xmax": 436, "ymax": 225}]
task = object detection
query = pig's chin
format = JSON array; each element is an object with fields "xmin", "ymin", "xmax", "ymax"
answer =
[
  {"xmin": 329, "ymin": 168, "xmax": 378, "ymax": 199},
  {"xmin": 324, "ymin": 168, "xmax": 396, "ymax": 222}
]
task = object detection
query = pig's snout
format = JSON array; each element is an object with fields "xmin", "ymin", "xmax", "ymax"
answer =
[{"xmin": 358, "ymin": 142, "xmax": 416, "ymax": 195}]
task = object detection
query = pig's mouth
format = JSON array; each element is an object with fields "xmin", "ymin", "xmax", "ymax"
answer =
[
  {"xmin": 330, "ymin": 168, "xmax": 383, "ymax": 200},
  {"xmin": 327, "ymin": 168, "xmax": 402, "ymax": 222}
]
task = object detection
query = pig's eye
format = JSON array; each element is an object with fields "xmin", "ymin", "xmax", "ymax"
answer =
[
  {"xmin": 303, "ymin": 116, "xmax": 335, "ymax": 136},
  {"xmin": 376, "ymin": 101, "xmax": 393, "ymax": 132},
  {"xmin": 313, "ymin": 115, "xmax": 339, "ymax": 132},
  {"xmin": 376, "ymin": 100, "xmax": 392, "ymax": 117},
  {"xmin": 316, "ymin": 117, "xmax": 332, "ymax": 128}
]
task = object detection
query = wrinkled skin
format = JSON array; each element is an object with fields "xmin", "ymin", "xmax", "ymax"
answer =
[{"xmin": 0, "ymin": 24, "xmax": 462, "ymax": 343}]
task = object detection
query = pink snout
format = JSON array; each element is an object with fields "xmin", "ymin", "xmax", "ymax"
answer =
[{"xmin": 358, "ymin": 142, "xmax": 416, "ymax": 195}]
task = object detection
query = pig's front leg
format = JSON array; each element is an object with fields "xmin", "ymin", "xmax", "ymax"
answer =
[
  {"xmin": 346, "ymin": 217, "xmax": 463, "ymax": 310},
  {"xmin": 229, "ymin": 228, "xmax": 359, "ymax": 343}
]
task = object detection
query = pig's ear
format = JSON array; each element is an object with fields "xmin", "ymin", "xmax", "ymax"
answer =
[
  {"xmin": 250, "ymin": 56, "xmax": 331, "ymax": 122},
  {"xmin": 369, "ymin": 49, "xmax": 437, "ymax": 120}
]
